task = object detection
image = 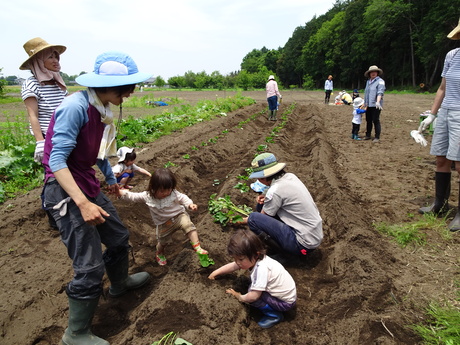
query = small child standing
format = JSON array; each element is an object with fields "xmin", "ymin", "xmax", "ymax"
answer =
[
  {"xmin": 119, "ymin": 168, "xmax": 208, "ymax": 266},
  {"xmin": 112, "ymin": 146, "xmax": 151, "ymax": 189},
  {"xmin": 351, "ymin": 97, "xmax": 366, "ymax": 140},
  {"xmin": 208, "ymin": 229, "xmax": 296, "ymax": 329}
]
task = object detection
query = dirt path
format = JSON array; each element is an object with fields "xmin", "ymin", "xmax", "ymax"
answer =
[{"xmin": 0, "ymin": 91, "xmax": 458, "ymax": 344}]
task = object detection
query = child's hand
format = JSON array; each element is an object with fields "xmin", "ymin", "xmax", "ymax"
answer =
[
  {"xmin": 208, "ymin": 272, "xmax": 217, "ymax": 280},
  {"xmin": 119, "ymin": 188, "xmax": 129, "ymax": 197},
  {"xmin": 188, "ymin": 204, "xmax": 198, "ymax": 212},
  {"xmin": 226, "ymin": 288, "xmax": 242, "ymax": 301}
]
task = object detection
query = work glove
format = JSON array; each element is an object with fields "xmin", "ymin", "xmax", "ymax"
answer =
[
  {"xmin": 410, "ymin": 130, "xmax": 428, "ymax": 147},
  {"xmin": 34, "ymin": 140, "xmax": 45, "ymax": 163},
  {"xmin": 418, "ymin": 113, "xmax": 436, "ymax": 133},
  {"xmin": 375, "ymin": 101, "xmax": 382, "ymax": 110}
]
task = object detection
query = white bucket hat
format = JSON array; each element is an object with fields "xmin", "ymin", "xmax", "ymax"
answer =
[
  {"xmin": 76, "ymin": 51, "xmax": 152, "ymax": 87},
  {"xmin": 268, "ymin": 75, "xmax": 275, "ymax": 81},
  {"xmin": 117, "ymin": 146, "xmax": 134, "ymax": 162},
  {"xmin": 353, "ymin": 97, "xmax": 364, "ymax": 107}
]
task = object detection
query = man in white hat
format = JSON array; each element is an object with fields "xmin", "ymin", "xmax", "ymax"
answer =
[
  {"xmin": 42, "ymin": 51, "xmax": 152, "ymax": 345},
  {"xmin": 237, "ymin": 153, "xmax": 323, "ymax": 264},
  {"xmin": 418, "ymin": 18, "xmax": 460, "ymax": 232}
]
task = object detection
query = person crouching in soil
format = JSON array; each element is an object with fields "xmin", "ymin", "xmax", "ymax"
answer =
[
  {"xmin": 208, "ymin": 229, "xmax": 296, "ymax": 329},
  {"xmin": 119, "ymin": 167, "xmax": 208, "ymax": 266},
  {"xmin": 235, "ymin": 153, "xmax": 323, "ymax": 265}
]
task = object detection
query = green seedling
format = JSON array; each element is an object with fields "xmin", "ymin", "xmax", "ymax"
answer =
[
  {"xmin": 257, "ymin": 144, "xmax": 268, "ymax": 152},
  {"xmin": 164, "ymin": 161, "xmax": 176, "ymax": 168},
  {"xmin": 208, "ymin": 194, "xmax": 252, "ymax": 226},
  {"xmin": 191, "ymin": 146, "xmax": 199, "ymax": 151},
  {"xmin": 233, "ymin": 182, "xmax": 250, "ymax": 193},
  {"xmin": 212, "ymin": 179, "xmax": 220, "ymax": 186},
  {"xmin": 182, "ymin": 154, "xmax": 190, "ymax": 159},
  {"xmin": 197, "ymin": 253, "xmax": 215, "ymax": 267},
  {"xmin": 151, "ymin": 331, "xmax": 192, "ymax": 345}
]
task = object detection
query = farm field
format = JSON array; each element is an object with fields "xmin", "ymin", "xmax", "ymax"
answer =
[{"xmin": 0, "ymin": 90, "xmax": 458, "ymax": 344}]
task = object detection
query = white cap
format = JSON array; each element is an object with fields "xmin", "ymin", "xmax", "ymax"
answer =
[{"xmin": 117, "ymin": 146, "xmax": 134, "ymax": 162}]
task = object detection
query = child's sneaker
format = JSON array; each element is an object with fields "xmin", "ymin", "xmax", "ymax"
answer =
[{"xmin": 155, "ymin": 253, "xmax": 167, "ymax": 266}]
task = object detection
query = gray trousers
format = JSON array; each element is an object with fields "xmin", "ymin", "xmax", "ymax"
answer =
[{"xmin": 44, "ymin": 180, "xmax": 129, "ymax": 299}]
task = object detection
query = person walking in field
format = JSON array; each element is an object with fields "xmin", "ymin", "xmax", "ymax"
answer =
[
  {"xmin": 42, "ymin": 51, "xmax": 152, "ymax": 345},
  {"xmin": 418, "ymin": 18, "xmax": 460, "ymax": 232},
  {"xmin": 266, "ymin": 75, "xmax": 282, "ymax": 121}
]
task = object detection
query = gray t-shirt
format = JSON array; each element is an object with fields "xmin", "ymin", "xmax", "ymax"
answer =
[{"xmin": 262, "ymin": 173, "xmax": 323, "ymax": 249}]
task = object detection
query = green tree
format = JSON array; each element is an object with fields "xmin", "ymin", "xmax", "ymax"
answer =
[{"xmin": 155, "ymin": 76, "xmax": 166, "ymax": 88}]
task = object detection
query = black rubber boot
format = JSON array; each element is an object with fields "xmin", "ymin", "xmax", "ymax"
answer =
[
  {"xmin": 61, "ymin": 297, "xmax": 109, "ymax": 345},
  {"xmin": 105, "ymin": 254, "xmax": 150, "ymax": 297},
  {"xmin": 448, "ymin": 183, "xmax": 460, "ymax": 232},
  {"xmin": 419, "ymin": 172, "xmax": 451, "ymax": 215}
]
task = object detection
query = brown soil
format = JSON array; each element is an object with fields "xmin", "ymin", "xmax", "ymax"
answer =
[{"xmin": 0, "ymin": 90, "xmax": 458, "ymax": 345}]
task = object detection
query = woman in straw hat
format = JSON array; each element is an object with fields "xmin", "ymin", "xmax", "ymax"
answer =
[
  {"xmin": 237, "ymin": 153, "xmax": 323, "ymax": 265},
  {"xmin": 363, "ymin": 65, "xmax": 385, "ymax": 142},
  {"xmin": 418, "ymin": 18, "xmax": 460, "ymax": 232},
  {"xmin": 20, "ymin": 37, "xmax": 68, "ymax": 163},
  {"xmin": 41, "ymin": 51, "xmax": 152, "ymax": 345}
]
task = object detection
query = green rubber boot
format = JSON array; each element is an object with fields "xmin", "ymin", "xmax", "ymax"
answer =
[
  {"xmin": 105, "ymin": 254, "xmax": 150, "ymax": 297},
  {"xmin": 61, "ymin": 297, "xmax": 109, "ymax": 345},
  {"xmin": 272, "ymin": 110, "xmax": 277, "ymax": 121}
]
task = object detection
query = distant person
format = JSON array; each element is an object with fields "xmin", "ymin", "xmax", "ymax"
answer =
[
  {"xmin": 112, "ymin": 146, "xmax": 151, "ymax": 189},
  {"xmin": 208, "ymin": 229, "xmax": 296, "ymax": 329},
  {"xmin": 119, "ymin": 168, "xmax": 208, "ymax": 266},
  {"xmin": 236, "ymin": 153, "xmax": 323, "ymax": 265},
  {"xmin": 324, "ymin": 75, "xmax": 333, "ymax": 104},
  {"xmin": 418, "ymin": 18, "xmax": 460, "ymax": 232},
  {"xmin": 363, "ymin": 65, "xmax": 386, "ymax": 142},
  {"xmin": 352, "ymin": 89, "xmax": 360, "ymax": 100},
  {"xmin": 20, "ymin": 37, "xmax": 68, "ymax": 229},
  {"xmin": 351, "ymin": 97, "xmax": 366, "ymax": 140},
  {"xmin": 42, "ymin": 51, "xmax": 152, "ymax": 345},
  {"xmin": 266, "ymin": 75, "xmax": 282, "ymax": 121},
  {"xmin": 341, "ymin": 90, "xmax": 353, "ymax": 105}
]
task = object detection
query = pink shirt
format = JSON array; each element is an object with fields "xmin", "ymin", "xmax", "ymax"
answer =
[{"xmin": 266, "ymin": 80, "xmax": 281, "ymax": 98}]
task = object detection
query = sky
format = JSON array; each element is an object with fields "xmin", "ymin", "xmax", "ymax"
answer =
[{"xmin": 1, "ymin": 0, "xmax": 335, "ymax": 81}]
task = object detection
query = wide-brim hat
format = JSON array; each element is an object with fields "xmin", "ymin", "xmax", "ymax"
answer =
[
  {"xmin": 117, "ymin": 146, "xmax": 134, "ymax": 162},
  {"xmin": 364, "ymin": 65, "xmax": 383, "ymax": 78},
  {"xmin": 353, "ymin": 97, "xmax": 364, "ymax": 107},
  {"xmin": 20, "ymin": 37, "xmax": 66, "ymax": 70},
  {"xmin": 447, "ymin": 18, "xmax": 460, "ymax": 40},
  {"xmin": 76, "ymin": 51, "xmax": 152, "ymax": 87},
  {"xmin": 249, "ymin": 153, "xmax": 286, "ymax": 179},
  {"xmin": 268, "ymin": 75, "xmax": 275, "ymax": 81}
]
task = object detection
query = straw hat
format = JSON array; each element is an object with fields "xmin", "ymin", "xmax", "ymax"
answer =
[
  {"xmin": 249, "ymin": 153, "xmax": 286, "ymax": 179},
  {"xmin": 75, "ymin": 51, "xmax": 152, "ymax": 87},
  {"xmin": 364, "ymin": 65, "xmax": 383, "ymax": 78},
  {"xmin": 20, "ymin": 37, "xmax": 66, "ymax": 70},
  {"xmin": 447, "ymin": 18, "xmax": 460, "ymax": 40}
]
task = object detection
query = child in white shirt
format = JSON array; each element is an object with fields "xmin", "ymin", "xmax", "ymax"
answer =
[
  {"xmin": 351, "ymin": 97, "xmax": 366, "ymax": 140},
  {"xmin": 112, "ymin": 147, "xmax": 151, "ymax": 189},
  {"xmin": 209, "ymin": 229, "xmax": 296, "ymax": 329},
  {"xmin": 120, "ymin": 168, "xmax": 208, "ymax": 265}
]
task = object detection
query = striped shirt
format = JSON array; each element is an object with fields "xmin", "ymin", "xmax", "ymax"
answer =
[
  {"xmin": 441, "ymin": 48, "xmax": 460, "ymax": 110},
  {"xmin": 21, "ymin": 76, "xmax": 67, "ymax": 136}
]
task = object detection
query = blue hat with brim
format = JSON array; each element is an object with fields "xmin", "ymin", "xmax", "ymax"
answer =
[
  {"xmin": 249, "ymin": 153, "xmax": 286, "ymax": 179},
  {"xmin": 76, "ymin": 51, "xmax": 152, "ymax": 87}
]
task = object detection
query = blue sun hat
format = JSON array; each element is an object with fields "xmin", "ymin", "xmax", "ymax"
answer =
[
  {"xmin": 76, "ymin": 51, "xmax": 152, "ymax": 87},
  {"xmin": 249, "ymin": 153, "xmax": 286, "ymax": 179}
]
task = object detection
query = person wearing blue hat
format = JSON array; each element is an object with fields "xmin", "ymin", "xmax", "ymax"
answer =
[
  {"xmin": 41, "ymin": 51, "xmax": 152, "ymax": 345},
  {"xmin": 237, "ymin": 153, "xmax": 323, "ymax": 265}
]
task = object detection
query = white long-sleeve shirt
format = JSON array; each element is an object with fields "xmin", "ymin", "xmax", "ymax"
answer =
[{"xmin": 121, "ymin": 189, "xmax": 193, "ymax": 225}]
